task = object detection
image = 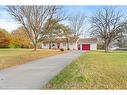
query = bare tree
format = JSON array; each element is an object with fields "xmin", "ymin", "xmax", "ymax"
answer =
[
  {"xmin": 90, "ymin": 7, "xmax": 127, "ymax": 52},
  {"xmin": 6, "ymin": 6, "xmax": 63, "ymax": 51},
  {"xmin": 68, "ymin": 13, "xmax": 86, "ymax": 37}
]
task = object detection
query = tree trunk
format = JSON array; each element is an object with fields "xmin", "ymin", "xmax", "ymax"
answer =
[
  {"xmin": 67, "ymin": 38, "xmax": 70, "ymax": 50},
  {"xmin": 34, "ymin": 43, "xmax": 37, "ymax": 51},
  {"xmin": 49, "ymin": 42, "xmax": 52, "ymax": 49},
  {"xmin": 104, "ymin": 39, "xmax": 109, "ymax": 53},
  {"xmin": 105, "ymin": 37, "xmax": 114, "ymax": 53},
  {"xmin": 105, "ymin": 45, "xmax": 108, "ymax": 52}
]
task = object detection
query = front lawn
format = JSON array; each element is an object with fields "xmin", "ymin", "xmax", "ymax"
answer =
[
  {"xmin": 44, "ymin": 51, "xmax": 127, "ymax": 89},
  {"xmin": 0, "ymin": 49, "xmax": 64, "ymax": 70}
]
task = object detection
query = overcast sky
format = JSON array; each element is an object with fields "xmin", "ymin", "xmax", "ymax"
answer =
[{"xmin": 0, "ymin": 5, "xmax": 127, "ymax": 37}]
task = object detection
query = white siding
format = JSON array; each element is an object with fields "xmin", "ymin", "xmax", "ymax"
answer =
[
  {"xmin": 90, "ymin": 43, "xmax": 97, "ymax": 50},
  {"xmin": 42, "ymin": 42, "xmax": 97, "ymax": 50},
  {"xmin": 42, "ymin": 43, "xmax": 49, "ymax": 48},
  {"xmin": 59, "ymin": 43, "xmax": 77, "ymax": 50},
  {"xmin": 60, "ymin": 43, "xmax": 66, "ymax": 49},
  {"xmin": 42, "ymin": 42, "xmax": 77, "ymax": 50},
  {"xmin": 69, "ymin": 43, "xmax": 77, "ymax": 50}
]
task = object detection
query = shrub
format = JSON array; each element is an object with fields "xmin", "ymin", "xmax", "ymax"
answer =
[
  {"xmin": 8, "ymin": 44, "xmax": 21, "ymax": 48},
  {"xmin": 60, "ymin": 48, "xmax": 64, "ymax": 51},
  {"xmin": 67, "ymin": 48, "xmax": 70, "ymax": 50}
]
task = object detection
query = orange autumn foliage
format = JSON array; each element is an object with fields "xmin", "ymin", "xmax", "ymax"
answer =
[
  {"xmin": 0, "ymin": 28, "xmax": 11, "ymax": 48},
  {"xmin": 11, "ymin": 27, "xmax": 32, "ymax": 48}
]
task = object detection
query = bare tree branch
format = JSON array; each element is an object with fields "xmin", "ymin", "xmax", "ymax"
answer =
[
  {"xmin": 90, "ymin": 7, "xmax": 127, "ymax": 52},
  {"xmin": 68, "ymin": 13, "xmax": 86, "ymax": 37},
  {"xmin": 6, "ymin": 5, "xmax": 63, "ymax": 50}
]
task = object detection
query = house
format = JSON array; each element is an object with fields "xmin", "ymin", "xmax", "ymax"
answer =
[{"xmin": 42, "ymin": 37, "xmax": 97, "ymax": 51}]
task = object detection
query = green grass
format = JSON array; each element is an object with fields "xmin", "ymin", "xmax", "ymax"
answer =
[
  {"xmin": 0, "ymin": 48, "xmax": 64, "ymax": 70},
  {"xmin": 44, "ymin": 51, "xmax": 127, "ymax": 89}
]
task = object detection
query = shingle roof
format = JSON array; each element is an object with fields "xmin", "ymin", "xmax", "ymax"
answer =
[
  {"xmin": 77, "ymin": 38, "xmax": 97, "ymax": 43},
  {"xmin": 43, "ymin": 37, "xmax": 97, "ymax": 44},
  {"xmin": 43, "ymin": 36, "xmax": 78, "ymax": 43}
]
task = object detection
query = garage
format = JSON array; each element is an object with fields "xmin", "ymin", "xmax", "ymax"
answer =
[
  {"xmin": 77, "ymin": 38, "xmax": 97, "ymax": 51},
  {"xmin": 82, "ymin": 44, "xmax": 90, "ymax": 50}
]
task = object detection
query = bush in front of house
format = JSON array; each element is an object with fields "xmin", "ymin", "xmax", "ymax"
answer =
[
  {"xmin": 60, "ymin": 48, "xmax": 64, "ymax": 51},
  {"xmin": 67, "ymin": 48, "xmax": 70, "ymax": 50}
]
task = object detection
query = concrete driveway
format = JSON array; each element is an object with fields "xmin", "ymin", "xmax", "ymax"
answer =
[{"xmin": 0, "ymin": 51, "xmax": 82, "ymax": 89}]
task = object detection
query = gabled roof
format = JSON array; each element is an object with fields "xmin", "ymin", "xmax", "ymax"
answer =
[{"xmin": 77, "ymin": 38, "xmax": 97, "ymax": 43}]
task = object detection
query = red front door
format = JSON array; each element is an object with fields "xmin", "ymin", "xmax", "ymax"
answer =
[{"xmin": 82, "ymin": 44, "xmax": 90, "ymax": 50}]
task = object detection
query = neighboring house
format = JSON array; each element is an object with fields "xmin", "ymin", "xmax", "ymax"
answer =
[{"xmin": 42, "ymin": 37, "xmax": 97, "ymax": 51}]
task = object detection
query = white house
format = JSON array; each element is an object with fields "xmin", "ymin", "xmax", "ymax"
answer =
[{"xmin": 42, "ymin": 37, "xmax": 97, "ymax": 51}]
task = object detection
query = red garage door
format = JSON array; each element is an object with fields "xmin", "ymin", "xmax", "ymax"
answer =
[{"xmin": 82, "ymin": 44, "xmax": 90, "ymax": 50}]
